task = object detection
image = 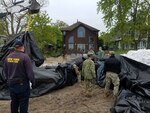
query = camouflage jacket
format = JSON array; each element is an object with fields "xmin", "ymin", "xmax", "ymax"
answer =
[{"xmin": 82, "ymin": 58, "xmax": 96, "ymax": 80}]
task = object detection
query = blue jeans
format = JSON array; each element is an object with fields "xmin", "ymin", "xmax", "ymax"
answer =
[
  {"xmin": 96, "ymin": 61, "xmax": 105, "ymax": 87},
  {"xmin": 9, "ymin": 82, "xmax": 30, "ymax": 113},
  {"xmin": 96, "ymin": 61, "xmax": 104, "ymax": 81}
]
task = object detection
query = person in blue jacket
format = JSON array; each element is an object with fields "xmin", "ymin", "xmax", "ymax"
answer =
[{"xmin": 4, "ymin": 41, "xmax": 35, "ymax": 113}]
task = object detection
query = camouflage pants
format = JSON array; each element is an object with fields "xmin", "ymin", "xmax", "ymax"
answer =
[
  {"xmin": 105, "ymin": 72, "xmax": 120, "ymax": 96},
  {"xmin": 73, "ymin": 64, "xmax": 81, "ymax": 82},
  {"xmin": 84, "ymin": 79, "xmax": 95, "ymax": 96}
]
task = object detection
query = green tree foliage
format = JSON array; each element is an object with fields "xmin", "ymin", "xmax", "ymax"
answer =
[
  {"xmin": 52, "ymin": 20, "xmax": 69, "ymax": 28},
  {"xmin": 99, "ymin": 32, "xmax": 111, "ymax": 48},
  {"xmin": 97, "ymin": 0, "xmax": 131, "ymax": 28},
  {"xmin": 97, "ymin": 0, "xmax": 150, "ymax": 49},
  {"xmin": 30, "ymin": 12, "xmax": 62, "ymax": 55},
  {"xmin": 0, "ymin": 20, "xmax": 6, "ymax": 45},
  {"xmin": 0, "ymin": 20, "xmax": 4, "ymax": 35}
]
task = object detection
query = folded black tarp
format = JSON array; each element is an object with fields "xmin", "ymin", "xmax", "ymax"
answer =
[
  {"xmin": 0, "ymin": 32, "xmax": 44, "ymax": 67},
  {"xmin": 0, "ymin": 63, "xmax": 78, "ymax": 99},
  {"xmin": 0, "ymin": 32, "xmax": 78, "ymax": 99},
  {"xmin": 0, "ymin": 66, "xmax": 68, "ymax": 99},
  {"xmin": 111, "ymin": 56, "xmax": 150, "ymax": 113}
]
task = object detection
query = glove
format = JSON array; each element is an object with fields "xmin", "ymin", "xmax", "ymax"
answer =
[
  {"xmin": 30, "ymin": 81, "xmax": 36, "ymax": 89},
  {"xmin": 73, "ymin": 64, "xmax": 77, "ymax": 68},
  {"xmin": 29, "ymin": 82, "xmax": 32, "ymax": 89}
]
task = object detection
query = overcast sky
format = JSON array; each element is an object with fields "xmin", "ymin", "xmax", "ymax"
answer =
[{"xmin": 42, "ymin": 0, "xmax": 107, "ymax": 32}]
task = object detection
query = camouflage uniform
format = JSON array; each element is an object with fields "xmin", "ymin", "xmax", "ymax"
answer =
[
  {"xmin": 105, "ymin": 72, "xmax": 120, "ymax": 96},
  {"xmin": 73, "ymin": 64, "xmax": 81, "ymax": 82},
  {"xmin": 82, "ymin": 58, "xmax": 96, "ymax": 97},
  {"xmin": 104, "ymin": 51, "xmax": 121, "ymax": 97}
]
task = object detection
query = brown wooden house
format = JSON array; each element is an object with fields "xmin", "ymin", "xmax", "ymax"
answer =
[{"xmin": 61, "ymin": 21, "xmax": 99, "ymax": 54}]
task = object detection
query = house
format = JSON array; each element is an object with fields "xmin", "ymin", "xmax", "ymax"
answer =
[
  {"xmin": 61, "ymin": 21, "xmax": 99, "ymax": 54},
  {"xmin": 112, "ymin": 31, "xmax": 148, "ymax": 50}
]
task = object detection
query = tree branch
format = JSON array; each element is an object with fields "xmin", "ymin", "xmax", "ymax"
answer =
[
  {"xmin": 18, "ymin": 25, "xmax": 24, "ymax": 33},
  {"xmin": 15, "ymin": 12, "xmax": 27, "ymax": 34},
  {"xmin": 145, "ymin": 0, "xmax": 150, "ymax": 7},
  {"xmin": 10, "ymin": 14, "xmax": 15, "ymax": 35}
]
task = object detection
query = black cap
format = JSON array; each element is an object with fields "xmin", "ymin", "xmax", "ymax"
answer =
[{"xmin": 15, "ymin": 41, "xmax": 24, "ymax": 48}]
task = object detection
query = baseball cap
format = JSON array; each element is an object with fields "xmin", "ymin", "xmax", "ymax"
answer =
[
  {"xmin": 87, "ymin": 51, "xmax": 94, "ymax": 55},
  {"xmin": 15, "ymin": 41, "xmax": 24, "ymax": 48},
  {"xmin": 109, "ymin": 51, "xmax": 115, "ymax": 55},
  {"xmin": 83, "ymin": 54, "xmax": 87, "ymax": 59}
]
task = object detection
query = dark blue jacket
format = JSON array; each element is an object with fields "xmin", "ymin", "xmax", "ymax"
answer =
[
  {"xmin": 4, "ymin": 51, "xmax": 35, "ymax": 84},
  {"xmin": 104, "ymin": 55, "xmax": 121, "ymax": 74}
]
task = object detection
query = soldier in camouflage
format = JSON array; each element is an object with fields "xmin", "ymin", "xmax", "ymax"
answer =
[
  {"xmin": 73, "ymin": 64, "xmax": 80, "ymax": 80},
  {"xmin": 104, "ymin": 51, "xmax": 121, "ymax": 97},
  {"xmin": 72, "ymin": 54, "xmax": 88, "ymax": 83},
  {"xmin": 82, "ymin": 51, "xmax": 96, "ymax": 97}
]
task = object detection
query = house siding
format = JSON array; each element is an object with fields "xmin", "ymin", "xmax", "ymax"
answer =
[{"xmin": 62, "ymin": 22, "xmax": 99, "ymax": 54}]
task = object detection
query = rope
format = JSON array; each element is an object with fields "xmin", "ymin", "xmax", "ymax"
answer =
[{"xmin": 25, "ymin": 14, "xmax": 33, "ymax": 32}]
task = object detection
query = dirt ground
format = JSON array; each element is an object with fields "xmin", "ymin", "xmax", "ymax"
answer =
[
  {"xmin": 0, "ymin": 56, "xmax": 115, "ymax": 113},
  {"xmin": 0, "ymin": 83, "xmax": 114, "ymax": 113}
]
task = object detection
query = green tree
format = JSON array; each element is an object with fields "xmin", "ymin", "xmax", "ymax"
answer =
[
  {"xmin": 97, "ymin": 0, "xmax": 150, "ymax": 49},
  {"xmin": 99, "ymin": 32, "xmax": 111, "ymax": 48},
  {"xmin": 52, "ymin": 20, "xmax": 69, "ymax": 28},
  {"xmin": 0, "ymin": 20, "xmax": 4, "ymax": 35},
  {"xmin": 30, "ymin": 12, "xmax": 62, "ymax": 55}
]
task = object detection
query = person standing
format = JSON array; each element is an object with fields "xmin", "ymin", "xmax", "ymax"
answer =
[
  {"xmin": 96, "ymin": 47, "xmax": 105, "ymax": 83},
  {"xmin": 97, "ymin": 46, "xmax": 105, "ymax": 60},
  {"xmin": 104, "ymin": 51, "xmax": 121, "ymax": 97},
  {"xmin": 82, "ymin": 51, "xmax": 96, "ymax": 97},
  {"xmin": 72, "ymin": 54, "xmax": 87, "ymax": 83},
  {"xmin": 4, "ymin": 41, "xmax": 35, "ymax": 113}
]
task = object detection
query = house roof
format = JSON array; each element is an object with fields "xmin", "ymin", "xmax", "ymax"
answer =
[{"xmin": 61, "ymin": 21, "xmax": 99, "ymax": 32}]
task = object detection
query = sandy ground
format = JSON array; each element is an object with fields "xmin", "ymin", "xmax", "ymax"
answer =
[
  {"xmin": 0, "ymin": 83, "xmax": 114, "ymax": 113},
  {"xmin": 0, "ymin": 56, "xmax": 114, "ymax": 113}
]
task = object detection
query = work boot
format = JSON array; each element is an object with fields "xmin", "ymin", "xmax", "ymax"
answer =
[
  {"xmin": 110, "ymin": 95, "xmax": 117, "ymax": 106},
  {"xmin": 85, "ymin": 93, "xmax": 92, "ymax": 98},
  {"xmin": 104, "ymin": 91, "xmax": 111, "ymax": 98},
  {"xmin": 85, "ymin": 92, "xmax": 92, "ymax": 98},
  {"xmin": 112, "ymin": 95, "xmax": 117, "ymax": 100}
]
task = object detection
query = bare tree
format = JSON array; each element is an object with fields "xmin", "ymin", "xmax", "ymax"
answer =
[{"xmin": 0, "ymin": 0, "xmax": 48, "ymax": 39}]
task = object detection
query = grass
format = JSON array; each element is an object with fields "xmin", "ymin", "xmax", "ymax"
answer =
[{"xmin": 115, "ymin": 49, "xmax": 129, "ymax": 55}]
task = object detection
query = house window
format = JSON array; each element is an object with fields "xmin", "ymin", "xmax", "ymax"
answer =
[
  {"xmin": 68, "ymin": 36, "xmax": 74, "ymax": 43},
  {"xmin": 68, "ymin": 44, "xmax": 74, "ymax": 50},
  {"xmin": 88, "ymin": 36, "xmax": 94, "ymax": 50},
  {"xmin": 89, "ymin": 36, "xmax": 94, "ymax": 43},
  {"xmin": 138, "ymin": 40, "xmax": 147, "ymax": 49},
  {"xmin": 68, "ymin": 36, "xmax": 74, "ymax": 50},
  {"xmin": 77, "ymin": 44, "xmax": 85, "ymax": 52},
  {"xmin": 77, "ymin": 27, "xmax": 85, "ymax": 38}
]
